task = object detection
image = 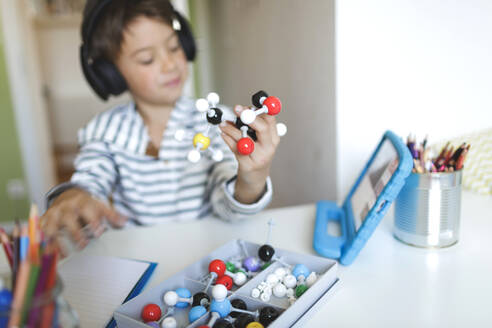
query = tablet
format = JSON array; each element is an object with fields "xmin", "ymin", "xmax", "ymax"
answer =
[{"xmin": 313, "ymin": 130, "xmax": 412, "ymax": 265}]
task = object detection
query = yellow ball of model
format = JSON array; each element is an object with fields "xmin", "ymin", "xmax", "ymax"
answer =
[
  {"xmin": 246, "ymin": 322, "xmax": 264, "ymax": 328},
  {"xmin": 193, "ymin": 133, "xmax": 211, "ymax": 150}
]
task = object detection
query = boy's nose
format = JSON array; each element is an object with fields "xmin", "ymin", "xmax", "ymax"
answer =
[{"xmin": 160, "ymin": 55, "xmax": 177, "ymax": 73}]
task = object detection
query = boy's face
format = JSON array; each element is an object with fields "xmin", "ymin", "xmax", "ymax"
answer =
[{"xmin": 115, "ymin": 16, "xmax": 188, "ymax": 107}]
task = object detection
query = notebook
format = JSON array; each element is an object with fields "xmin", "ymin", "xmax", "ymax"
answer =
[{"xmin": 58, "ymin": 254, "xmax": 157, "ymax": 328}]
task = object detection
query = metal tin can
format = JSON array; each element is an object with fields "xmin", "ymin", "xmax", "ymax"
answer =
[{"xmin": 394, "ymin": 170, "xmax": 462, "ymax": 248}]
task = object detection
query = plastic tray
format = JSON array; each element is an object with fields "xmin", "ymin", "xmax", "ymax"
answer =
[{"xmin": 114, "ymin": 239, "xmax": 339, "ymax": 327}]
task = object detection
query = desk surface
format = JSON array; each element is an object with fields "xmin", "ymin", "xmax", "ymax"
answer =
[{"xmin": 18, "ymin": 191, "xmax": 492, "ymax": 327}]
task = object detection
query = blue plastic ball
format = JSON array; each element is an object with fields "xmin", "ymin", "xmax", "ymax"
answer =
[
  {"xmin": 210, "ymin": 299, "xmax": 232, "ymax": 318},
  {"xmin": 147, "ymin": 322, "xmax": 160, "ymax": 327},
  {"xmin": 189, "ymin": 305, "xmax": 207, "ymax": 323},
  {"xmin": 175, "ymin": 287, "xmax": 192, "ymax": 308},
  {"xmin": 292, "ymin": 264, "xmax": 311, "ymax": 280}
]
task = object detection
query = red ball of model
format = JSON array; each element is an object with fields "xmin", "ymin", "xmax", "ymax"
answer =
[
  {"xmin": 237, "ymin": 138, "xmax": 255, "ymax": 155},
  {"xmin": 198, "ymin": 326, "xmax": 210, "ymax": 328},
  {"xmin": 209, "ymin": 259, "xmax": 226, "ymax": 277},
  {"xmin": 263, "ymin": 96, "xmax": 282, "ymax": 115},
  {"xmin": 141, "ymin": 303, "xmax": 161, "ymax": 322},
  {"xmin": 216, "ymin": 275, "xmax": 234, "ymax": 290}
]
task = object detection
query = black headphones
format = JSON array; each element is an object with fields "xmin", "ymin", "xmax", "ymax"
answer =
[{"xmin": 80, "ymin": 0, "xmax": 196, "ymax": 101}]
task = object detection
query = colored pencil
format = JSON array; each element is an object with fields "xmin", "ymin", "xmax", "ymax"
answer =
[
  {"xmin": 0, "ymin": 228, "xmax": 13, "ymax": 269},
  {"xmin": 28, "ymin": 204, "xmax": 40, "ymax": 264},
  {"xmin": 406, "ymin": 135, "xmax": 471, "ymax": 173},
  {"xmin": 20, "ymin": 264, "xmax": 40, "ymax": 325},
  {"xmin": 39, "ymin": 250, "xmax": 58, "ymax": 328},
  {"xmin": 8, "ymin": 259, "xmax": 31, "ymax": 327},
  {"xmin": 27, "ymin": 248, "xmax": 54, "ymax": 327},
  {"xmin": 12, "ymin": 224, "xmax": 20, "ymax": 290},
  {"xmin": 1, "ymin": 204, "xmax": 67, "ymax": 326},
  {"xmin": 19, "ymin": 225, "xmax": 29, "ymax": 262}
]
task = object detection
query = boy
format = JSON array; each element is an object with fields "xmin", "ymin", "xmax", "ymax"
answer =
[{"xmin": 41, "ymin": 0, "xmax": 280, "ymax": 249}]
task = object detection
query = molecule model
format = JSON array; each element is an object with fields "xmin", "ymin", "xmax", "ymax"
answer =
[
  {"xmin": 203, "ymin": 259, "xmax": 248, "ymax": 292},
  {"xmin": 141, "ymin": 303, "xmax": 162, "ymax": 323},
  {"xmin": 204, "ymin": 259, "xmax": 227, "ymax": 291},
  {"xmin": 161, "ymin": 316, "xmax": 178, "ymax": 328},
  {"xmin": 178, "ymin": 91, "xmax": 287, "ymax": 161},
  {"xmin": 175, "ymin": 92, "xmax": 226, "ymax": 163},
  {"xmin": 239, "ymin": 90, "xmax": 282, "ymax": 125},
  {"xmin": 198, "ymin": 285, "xmax": 280, "ymax": 328},
  {"xmin": 250, "ymin": 264, "xmax": 318, "ymax": 306},
  {"xmin": 235, "ymin": 90, "xmax": 286, "ymax": 156},
  {"xmin": 162, "ymin": 287, "xmax": 193, "ymax": 309}
]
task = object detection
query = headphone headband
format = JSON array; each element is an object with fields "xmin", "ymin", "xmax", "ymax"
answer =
[{"xmin": 81, "ymin": 0, "xmax": 113, "ymax": 49}]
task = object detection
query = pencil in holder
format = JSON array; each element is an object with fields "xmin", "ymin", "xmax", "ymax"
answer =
[
  {"xmin": 0, "ymin": 274, "xmax": 79, "ymax": 328},
  {"xmin": 394, "ymin": 170, "xmax": 462, "ymax": 248}
]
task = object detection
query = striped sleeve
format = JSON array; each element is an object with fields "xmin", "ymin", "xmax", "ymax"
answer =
[
  {"xmin": 69, "ymin": 141, "xmax": 118, "ymax": 202},
  {"xmin": 207, "ymin": 117, "xmax": 273, "ymax": 221},
  {"xmin": 46, "ymin": 112, "xmax": 120, "ymax": 207}
]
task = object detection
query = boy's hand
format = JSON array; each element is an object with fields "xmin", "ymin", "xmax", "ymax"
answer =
[
  {"xmin": 219, "ymin": 105, "xmax": 280, "ymax": 204},
  {"xmin": 41, "ymin": 188, "xmax": 127, "ymax": 251}
]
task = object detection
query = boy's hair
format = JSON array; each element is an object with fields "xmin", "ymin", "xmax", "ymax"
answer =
[{"xmin": 83, "ymin": 0, "xmax": 177, "ymax": 61}]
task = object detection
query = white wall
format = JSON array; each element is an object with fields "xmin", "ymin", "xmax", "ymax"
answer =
[
  {"xmin": 36, "ymin": 23, "xmax": 130, "ymax": 146},
  {"xmin": 1, "ymin": 0, "xmax": 57, "ymax": 212},
  {"xmin": 336, "ymin": 0, "xmax": 492, "ymax": 200},
  {"xmin": 171, "ymin": 0, "xmax": 196, "ymax": 98},
  {"xmin": 192, "ymin": 0, "xmax": 337, "ymax": 208}
]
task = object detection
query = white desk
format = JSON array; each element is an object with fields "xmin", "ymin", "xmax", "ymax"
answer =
[{"xmin": 4, "ymin": 191, "xmax": 491, "ymax": 327}]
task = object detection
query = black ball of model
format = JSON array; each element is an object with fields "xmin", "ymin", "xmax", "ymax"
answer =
[
  {"xmin": 213, "ymin": 318, "xmax": 233, "ymax": 328},
  {"xmin": 258, "ymin": 244, "xmax": 275, "ymax": 262},
  {"xmin": 234, "ymin": 118, "xmax": 257, "ymax": 141},
  {"xmin": 206, "ymin": 107, "xmax": 223, "ymax": 125},
  {"xmin": 192, "ymin": 292, "xmax": 210, "ymax": 309},
  {"xmin": 259, "ymin": 306, "xmax": 280, "ymax": 326},
  {"xmin": 233, "ymin": 314, "xmax": 255, "ymax": 328},
  {"xmin": 252, "ymin": 90, "xmax": 269, "ymax": 108},
  {"xmin": 230, "ymin": 299, "xmax": 247, "ymax": 318}
]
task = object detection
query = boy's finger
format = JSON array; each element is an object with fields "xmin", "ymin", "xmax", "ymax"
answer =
[
  {"xmin": 60, "ymin": 210, "xmax": 87, "ymax": 248},
  {"xmin": 234, "ymin": 105, "xmax": 245, "ymax": 117},
  {"xmin": 263, "ymin": 114, "xmax": 278, "ymax": 133},
  {"xmin": 52, "ymin": 236, "xmax": 69, "ymax": 259},
  {"xmin": 262, "ymin": 115, "xmax": 280, "ymax": 145},
  {"xmin": 265, "ymin": 115, "xmax": 281, "ymax": 146},
  {"xmin": 78, "ymin": 204, "xmax": 104, "ymax": 236},
  {"xmin": 248, "ymin": 116, "xmax": 272, "ymax": 145},
  {"xmin": 101, "ymin": 204, "xmax": 127, "ymax": 228},
  {"xmin": 219, "ymin": 122, "xmax": 242, "ymax": 141},
  {"xmin": 92, "ymin": 222, "xmax": 108, "ymax": 238},
  {"xmin": 40, "ymin": 210, "xmax": 61, "ymax": 241},
  {"xmin": 220, "ymin": 133, "xmax": 239, "ymax": 155}
]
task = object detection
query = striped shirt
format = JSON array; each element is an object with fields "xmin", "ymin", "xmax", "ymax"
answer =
[{"xmin": 46, "ymin": 96, "xmax": 272, "ymax": 225}]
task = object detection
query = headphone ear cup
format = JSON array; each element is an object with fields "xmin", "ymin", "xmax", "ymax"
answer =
[
  {"xmin": 80, "ymin": 45, "xmax": 110, "ymax": 100},
  {"xmin": 174, "ymin": 11, "xmax": 196, "ymax": 61},
  {"xmin": 92, "ymin": 58, "xmax": 128, "ymax": 97}
]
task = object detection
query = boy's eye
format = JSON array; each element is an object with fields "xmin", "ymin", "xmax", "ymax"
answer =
[
  {"xmin": 168, "ymin": 41, "xmax": 180, "ymax": 52},
  {"xmin": 138, "ymin": 58, "xmax": 154, "ymax": 65},
  {"xmin": 168, "ymin": 36, "xmax": 180, "ymax": 52}
]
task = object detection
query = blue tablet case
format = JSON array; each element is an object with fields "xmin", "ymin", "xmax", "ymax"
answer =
[
  {"xmin": 106, "ymin": 260, "xmax": 158, "ymax": 328},
  {"xmin": 313, "ymin": 130, "xmax": 412, "ymax": 265}
]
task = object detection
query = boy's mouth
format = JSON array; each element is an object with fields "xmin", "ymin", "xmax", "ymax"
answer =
[{"xmin": 164, "ymin": 76, "xmax": 181, "ymax": 87}]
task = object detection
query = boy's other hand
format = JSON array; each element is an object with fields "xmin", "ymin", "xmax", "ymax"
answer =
[
  {"xmin": 40, "ymin": 188, "xmax": 127, "ymax": 252},
  {"xmin": 219, "ymin": 105, "xmax": 280, "ymax": 204}
]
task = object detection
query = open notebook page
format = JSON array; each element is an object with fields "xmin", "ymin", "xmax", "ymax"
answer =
[{"xmin": 58, "ymin": 254, "xmax": 151, "ymax": 327}]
